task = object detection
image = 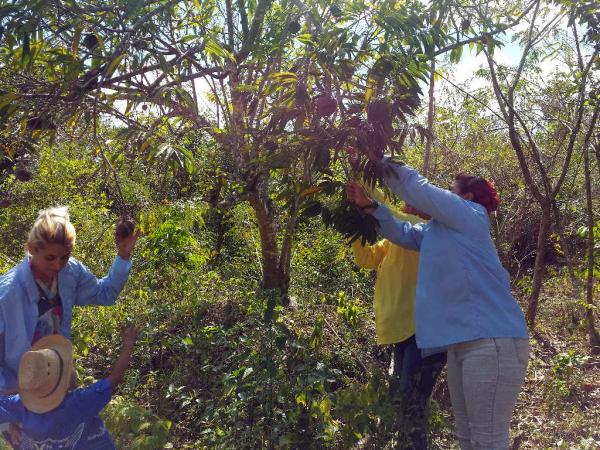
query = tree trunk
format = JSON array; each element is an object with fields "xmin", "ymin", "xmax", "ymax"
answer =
[
  {"xmin": 582, "ymin": 103, "xmax": 600, "ymax": 352},
  {"xmin": 247, "ymin": 188, "xmax": 288, "ymax": 299},
  {"xmin": 279, "ymin": 197, "xmax": 299, "ymax": 286},
  {"xmin": 526, "ymin": 205, "xmax": 551, "ymax": 327},
  {"xmin": 423, "ymin": 58, "xmax": 435, "ymax": 176},
  {"xmin": 551, "ymin": 199, "xmax": 581, "ymax": 298},
  {"xmin": 595, "ymin": 140, "xmax": 600, "ymax": 177}
]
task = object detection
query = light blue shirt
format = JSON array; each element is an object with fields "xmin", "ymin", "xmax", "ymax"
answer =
[
  {"xmin": 372, "ymin": 161, "xmax": 528, "ymax": 349},
  {"xmin": 0, "ymin": 257, "xmax": 131, "ymax": 391}
]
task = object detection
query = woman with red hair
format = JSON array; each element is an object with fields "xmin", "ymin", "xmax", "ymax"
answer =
[{"xmin": 346, "ymin": 161, "xmax": 528, "ymax": 450}]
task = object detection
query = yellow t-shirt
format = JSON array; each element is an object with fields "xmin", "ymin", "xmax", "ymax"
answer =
[{"xmin": 352, "ymin": 189, "xmax": 422, "ymax": 345}]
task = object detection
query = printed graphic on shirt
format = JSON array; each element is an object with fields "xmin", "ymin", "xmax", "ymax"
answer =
[
  {"xmin": 20, "ymin": 423, "xmax": 84, "ymax": 450},
  {"xmin": 32, "ymin": 280, "xmax": 63, "ymax": 345}
]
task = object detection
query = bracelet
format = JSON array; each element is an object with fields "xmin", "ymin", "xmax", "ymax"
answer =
[{"xmin": 359, "ymin": 200, "xmax": 379, "ymax": 211}]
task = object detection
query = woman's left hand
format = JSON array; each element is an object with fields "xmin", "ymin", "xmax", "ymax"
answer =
[{"xmin": 115, "ymin": 218, "xmax": 140, "ymax": 260}]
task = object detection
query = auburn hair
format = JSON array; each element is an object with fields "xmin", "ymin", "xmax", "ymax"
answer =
[{"xmin": 454, "ymin": 174, "xmax": 500, "ymax": 213}]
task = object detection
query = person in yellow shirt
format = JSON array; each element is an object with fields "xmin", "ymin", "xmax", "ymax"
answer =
[{"xmin": 352, "ymin": 195, "xmax": 446, "ymax": 450}]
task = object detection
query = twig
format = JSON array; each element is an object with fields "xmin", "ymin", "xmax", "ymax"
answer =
[
  {"xmin": 93, "ymin": 94, "xmax": 128, "ymax": 216},
  {"xmin": 323, "ymin": 317, "xmax": 370, "ymax": 373}
]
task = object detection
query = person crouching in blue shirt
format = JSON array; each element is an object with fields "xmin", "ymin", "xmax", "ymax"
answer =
[{"xmin": 0, "ymin": 324, "xmax": 139, "ymax": 450}]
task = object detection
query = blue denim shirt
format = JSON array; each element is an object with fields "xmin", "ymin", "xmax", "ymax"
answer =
[
  {"xmin": 0, "ymin": 379, "xmax": 115, "ymax": 449},
  {"xmin": 0, "ymin": 257, "xmax": 131, "ymax": 391},
  {"xmin": 372, "ymin": 162, "xmax": 528, "ymax": 349}
]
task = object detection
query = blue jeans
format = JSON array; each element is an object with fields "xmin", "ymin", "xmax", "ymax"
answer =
[
  {"xmin": 447, "ymin": 338, "xmax": 529, "ymax": 450},
  {"xmin": 391, "ymin": 335, "xmax": 447, "ymax": 450}
]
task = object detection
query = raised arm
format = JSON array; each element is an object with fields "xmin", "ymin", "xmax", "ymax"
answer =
[
  {"xmin": 371, "ymin": 203, "xmax": 425, "ymax": 251},
  {"xmin": 106, "ymin": 325, "xmax": 139, "ymax": 389},
  {"xmin": 346, "ymin": 181, "xmax": 425, "ymax": 251},
  {"xmin": 65, "ymin": 325, "xmax": 139, "ymax": 420},
  {"xmin": 381, "ymin": 161, "xmax": 487, "ymax": 233},
  {"xmin": 74, "ymin": 257, "xmax": 132, "ymax": 306},
  {"xmin": 352, "ymin": 240, "xmax": 389, "ymax": 270},
  {"xmin": 75, "ymin": 219, "xmax": 139, "ymax": 307}
]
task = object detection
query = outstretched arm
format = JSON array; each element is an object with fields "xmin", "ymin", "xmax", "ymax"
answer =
[
  {"xmin": 74, "ymin": 258, "xmax": 131, "ymax": 306},
  {"xmin": 345, "ymin": 182, "xmax": 424, "ymax": 251},
  {"xmin": 106, "ymin": 325, "xmax": 139, "ymax": 390},
  {"xmin": 381, "ymin": 161, "xmax": 486, "ymax": 232},
  {"xmin": 75, "ymin": 218, "xmax": 139, "ymax": 307},
  {"xmin": 64, "ymin": 325, "xmax": 139, "ymax": 421},
  {"xmin": 352, "ymin": 240, "xmax": 389, "ymax": 270},
  {"xmin": 371, "ymin": 203, "xmax": 425, "ymax": 251}
]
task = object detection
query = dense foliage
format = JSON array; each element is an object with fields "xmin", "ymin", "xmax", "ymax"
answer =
[{"xmin": 0, "ymin": 0, "xmax": 599, "ymax": 448}]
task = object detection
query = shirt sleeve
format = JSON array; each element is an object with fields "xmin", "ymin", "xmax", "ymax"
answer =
[
  {"xmin": 65, "ymin": 379, "xmax": 113, "ymax": 418},
  {"xmin": 360, "ymin": 179, "xmax": 414, "ymax": 222},
  {"xmin": 380, "ymin": 160, "xmax": 487, "ymax": 233},
  {"xmin": 74, "ymin": 257, "xmax": 132, "ymax": 307},
  {"xmin": 372, "ymin": 204, "xmax": 425, "ymax": 251},
  {"xmin": 0, "ymin": 395, "xmax": 23, "ymax": 423},
  {"xmin": 352, "ymin": 240, "xmax": 389, "ymax": 270},
  {"xmin": 0, "ymin": 314, "xmax": 6, "ymax": 391}
]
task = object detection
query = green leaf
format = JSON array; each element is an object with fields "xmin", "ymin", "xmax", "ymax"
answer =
[
  {"xmin": 21, "ymin": 33, "xmax": 31, "ymax": 67},
  {"xmin": 270, "ymin": 72, "xmax": 298, "ymax": 85},
  {"xmin": 205, "ymin": 39, "xmax": 234, "ymax": 62},
  {"xmin": 71, "ymin": 24, "xmax": 82, "ymax": 55},
  {"xmin": 172, "ymin": 87, "xmax": 195, "ymax": 109},
  {"xmin": 155, "ymin": 142, "xmax": 174, "ymax": 159},
  {"xmin": 105, "ymin": 53, "xmax": 125, "ymax": 77},
  {"xmin": 157, "ymin": 54, "xmax": 171, "ymax": 74},
  {"xmin": 0, "ymin": 93, "xmax": 19, "ymax": 110},
  {"xmin": 296, "ymin": 33, "xmax": 316, "ymax": 46}
]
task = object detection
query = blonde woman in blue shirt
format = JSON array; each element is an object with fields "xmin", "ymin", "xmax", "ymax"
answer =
[
  {"xmin": 0, "ymin": 206, "xmax": 138, "ymax": 446},
  {"xmin": 346, "ymin": 161, "xmax": 529, "ymax": 450}
]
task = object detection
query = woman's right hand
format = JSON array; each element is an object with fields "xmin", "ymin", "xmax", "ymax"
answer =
[{"xmin": 345, "ymin": 181, "xmax": 374, "ymax": 209}]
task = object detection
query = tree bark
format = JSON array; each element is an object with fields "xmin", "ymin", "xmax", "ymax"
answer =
[
  {"xmin": 581, "ymin": 103, "xmax": 600, "ymax": 352},
  {"xmin": 423, "ymin": 58, "xmax": 435, "ymax": 176},
  {"xmin": 247, "ymin": 188, "xmax": 288, "ymax": 298},
  {"xmin": 279, "ymin": 197, "xmax": 299, "ymax": 284},
  {"xmin": 551, "ymin": 199, "xmax": 581, "ymax": 297},
  {"xmin": 526, "ymin": 204, "xmax": 551, "ymax": 327}
]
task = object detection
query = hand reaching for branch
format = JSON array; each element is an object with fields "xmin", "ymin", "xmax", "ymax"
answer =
[
  {"xmin": 120, "ymin": 324, "xmax": 140, "ymax": 352},
  {"xmin": 107, "ymin": 324, "xmax": 140, "ymax": 389},
  {"xmin": 345, "ymin": 181, "xmax": 377, "ymax": 214}
]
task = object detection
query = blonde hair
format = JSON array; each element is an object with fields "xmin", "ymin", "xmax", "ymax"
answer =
[{"xmin": 27, "ymin": 206, "xmax": 77, "ymax": 251}]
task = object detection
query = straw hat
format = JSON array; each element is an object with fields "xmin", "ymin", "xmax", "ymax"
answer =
[{"xmin": 17, "ymin": 334, "xmax": 73, "ymax": 414}]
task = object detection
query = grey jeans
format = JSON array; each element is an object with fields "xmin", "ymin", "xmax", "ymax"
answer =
[{"xmin": 447, "ymin": 338, "xmax": 529, "ymax": 450}]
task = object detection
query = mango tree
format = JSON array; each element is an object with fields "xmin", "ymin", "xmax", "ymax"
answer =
[{"xmin": 0, "ymin": 0, "xmax": 523, "ymax": 301}]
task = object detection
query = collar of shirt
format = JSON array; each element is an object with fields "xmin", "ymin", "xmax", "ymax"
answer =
[{"xmin": 16, "ymin": 257, "xmax": 41, "ymax": 305}]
